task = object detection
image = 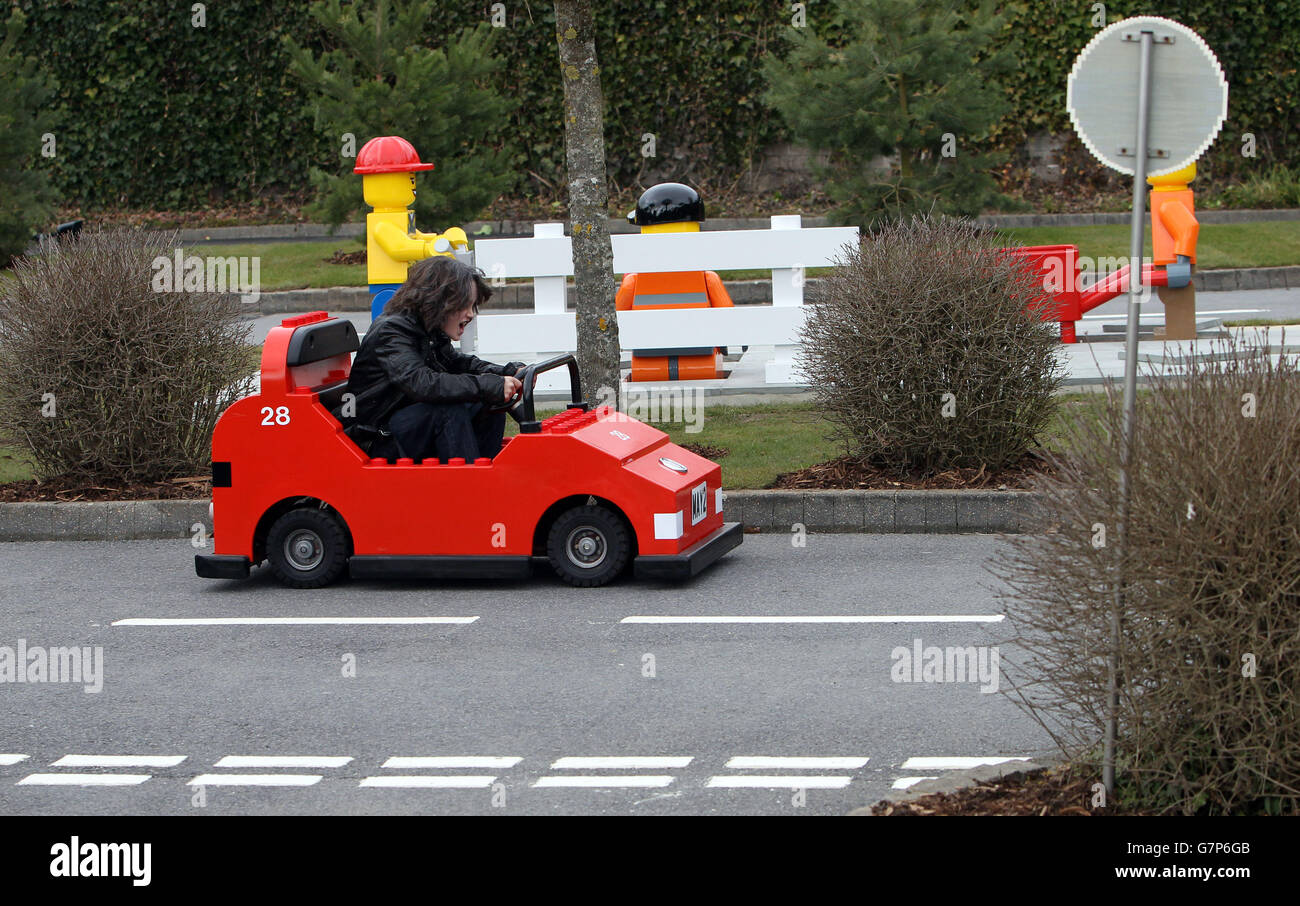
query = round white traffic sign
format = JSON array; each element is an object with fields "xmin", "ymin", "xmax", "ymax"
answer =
[{"xmin": 1067, "ymin": 16, "xmax": 1228, "ymax": 177}]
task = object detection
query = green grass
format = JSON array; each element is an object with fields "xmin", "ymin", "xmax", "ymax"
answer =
[
  {"xmin": 180, "ymin": 239, "xmax": 368, "ymax": 292},
  {"xmin": 646, "ymin": 403, "xmax": 838, "ymax": 489},
  {"xmin": 999, "ymin": 221, "xmax": 1300, "ymax": 270},
  {"xmin": 0, "ymin": 445, "xmax": 36, "ymax": 484}
]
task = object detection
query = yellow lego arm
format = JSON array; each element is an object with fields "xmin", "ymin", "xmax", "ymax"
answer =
[
  {"xmin": 373, "ymin": 221, "xmax": 433, "ymax": 262},
  {"xmin": 413, "ymin": 226, "xmax": 470, "ymax": 252}
]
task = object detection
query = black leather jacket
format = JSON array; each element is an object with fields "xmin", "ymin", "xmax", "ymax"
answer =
[{"xmin": 343, "ymin": 311, "xmax": 524, "ymax": 431}]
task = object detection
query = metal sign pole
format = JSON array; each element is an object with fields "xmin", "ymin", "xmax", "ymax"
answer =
[{"xmin": 1104, "ymin": 27, "xmax": 1154, "ymax": 798}]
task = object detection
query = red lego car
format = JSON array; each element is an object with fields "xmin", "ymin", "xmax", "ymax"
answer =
[{"xmin": 195, "ymin": 312, "xmax": 741, "ymax": 588}]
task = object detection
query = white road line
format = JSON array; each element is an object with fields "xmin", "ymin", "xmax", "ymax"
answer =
[
  {"xmin": 533, "ymin": 775, "xmax": 676, "ymax": 788},
  {"xmin": 214, "ymin": 755, "xmax": 352, "ymax": 769},
  {"xmin": 187, "ymin": 774, "xmax": 321, "ymax": 787},
  {"xmin": 725, "ymin": 756, "xmax": 868, "ymax": 770},
  {"xmin": 18, "ymin": 773, "xmax": 151, "ymax": 786},
  {"xmin": 361, "ymin": 775, "xmax": 497, "ymax": 789},
  {"xmin": 621, "ymin": 615, "xmax": 1005, "ymax": 624},
  {"xmin": 901, "ymin": 757, "xmax": 1031, "ymax": 770},
  {"xmin": 551, "ymin": 756, "xmax": 693, "ymax": 770},
  {"xmin": 0, "ymin": 754, "xmax": 29, "ymax": 766},
  {"xmin": 892, "ymin": 776, "xmax": 938, "ymax": 790},
  {"xmin": 707, "ymin": 775, "xmax": 853, "ymax": 789},
  {"xmin": 53, "ymin": 754, "xmax": 187, "ymax": 768},
  {"xmin": 112, "ymin": 617, "xmax": 478, "ymax": 626},
  {"xmin": 381, "ymin": 756, "xmax": 521, "ymax": 770},
  {"xmin": 1079, "ymin": 308, "xmax": 1265, "ymax": 320}
]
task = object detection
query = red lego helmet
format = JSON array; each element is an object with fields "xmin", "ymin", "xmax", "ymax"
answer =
[{"xmin": 353, "ymin": 136, "xmax": 435, "ymax": 174}]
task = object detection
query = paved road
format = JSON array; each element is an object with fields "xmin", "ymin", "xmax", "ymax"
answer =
[
  {"xmin": 1074, "ymin": 285, "xmax": 1300, "ymax": 333},
  {"xmin": 0, "ymin": 534, "xmax": 1051, "ymax": 815}
]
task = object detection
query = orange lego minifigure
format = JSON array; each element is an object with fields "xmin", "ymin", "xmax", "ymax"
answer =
[
  {"xmin": 1148, "ymin": 163, "xmax": 1199, "ymax": 340},
  {"xmin": 616, "ymin": 184, "xmax": 733, "ymax": 381}
]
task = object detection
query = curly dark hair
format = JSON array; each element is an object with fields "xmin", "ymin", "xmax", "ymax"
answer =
[{"xmin": 383, "ymin": 256, "xmax": 493, "ymax": 334}]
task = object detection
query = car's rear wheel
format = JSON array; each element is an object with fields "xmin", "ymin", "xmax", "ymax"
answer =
[
  {"xmin": 266, "ymin": 507, "xmax": 350, "ymax": 588},
  {"xmin": 546, "ymin": 505, "xmax": 630, "ymax": 587}
]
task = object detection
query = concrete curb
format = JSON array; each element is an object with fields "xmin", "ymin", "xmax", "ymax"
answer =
[
  {"xmin": 0, "ymin": 500, "xmax": 209, "ymax": 542},
  {"xmin": 249, "ymin": 266, "xmax": 1297, "ymax": 316},
  {"xmin": 848, "ymin": 754, "xmax": 1062, "ymax": 816},
  {"xmin": 180, "ymin": 208, "xmax": 1300, "ymax": 244},
  {"xmin": 729, "ymin": 489, "xmax": 1050, "ymax": 534},
  {"xmin": 0, "ymin": 490, "xmax": 1052, "ymax": 542}
]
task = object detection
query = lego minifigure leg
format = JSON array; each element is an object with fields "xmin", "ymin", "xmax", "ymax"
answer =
[
  {"xmin": 676, "ymin": 352, "xmax": 725, "ymax": 380},
  {"xmin": 629, "ymin": 354, "xmax": 670, "ymax": 382},
  {"xmin": 1155, "ymin": 283, "xmax": 1197, "ymax": 341}
]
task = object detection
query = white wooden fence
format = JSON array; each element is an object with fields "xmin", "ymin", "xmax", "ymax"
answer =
[{"xmin": 461, "ymin": 215, "xmax": 858, "ymax": 385}]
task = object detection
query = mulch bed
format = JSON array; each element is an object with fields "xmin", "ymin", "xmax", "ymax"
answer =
[
  {"xmin": 680, "ymin": 442, "xmax": 729, "ymax": 460},
  {"xmin": 770, "ymin": 451, "xmax": 1053, "ymax": 491},
  {"xmin": 0, "ymin": 477, "xmax": 211, "ymax": 503},
  {"xmin": 325, "ymin": 248, "xmax": 367, "ymax": 265},
  {"xmin": 872, "ymin": 765, "xmax": 1137, "ymax": 816}
]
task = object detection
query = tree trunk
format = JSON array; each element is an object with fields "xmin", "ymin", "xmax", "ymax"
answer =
[{"xmin": 554, "ymin": 0, "xmax": 620, "ymax": 408}]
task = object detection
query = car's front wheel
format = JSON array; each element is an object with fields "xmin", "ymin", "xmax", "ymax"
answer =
[
  {"xmin": 546, "ymin": 505, "xmax": 630, "ymax": 587},
  {"xmin": 265, "ymin": 506, "xmax": 350, "ymax": 589}
]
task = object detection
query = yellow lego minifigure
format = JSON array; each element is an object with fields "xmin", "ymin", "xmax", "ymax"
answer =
[{"xmin": 354, "ymin": 135, "xmax": 469, "ymax": 318}]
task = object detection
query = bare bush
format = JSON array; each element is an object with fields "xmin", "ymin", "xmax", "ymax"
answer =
[
  {"xmin": 800, "ymin": 216, "xmax": 1063, "ymax": 473},
  {"xmin": 994, "ymin": 339, "xmax": 1300, "ymax": 814},
  {"xmin": 0, "ymin": 229, "xmax": 250, "ymax": 483}
]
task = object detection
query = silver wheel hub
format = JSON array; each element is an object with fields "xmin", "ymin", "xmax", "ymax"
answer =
[
  {"xmin": 284, "ymin": 529, "xmax": 324, "ymax": 571},
  {"xmin": 565, "ymin": 526, "xmax": 607, "ymax": 569}
]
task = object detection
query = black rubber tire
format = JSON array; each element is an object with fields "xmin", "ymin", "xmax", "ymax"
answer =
[
  {"xmin": 265, "ymin": 507, "xmax": 350, "ymax": 589},
  {"xmin": 546, "ymin": 505, "xmax": 630, "ymax": 587}
]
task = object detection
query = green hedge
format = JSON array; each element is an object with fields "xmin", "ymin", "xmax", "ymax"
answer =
[
  {"xmin": 990, "ymin": 0, "xmax": 1300, "ymax": 180},
  {"xmin": 16, "ymin": 0, "xmax": 1299, "ymax": 211},
  {"xmin": 18, "ymin": 0, "xmax": 329, "ymax": 208}
]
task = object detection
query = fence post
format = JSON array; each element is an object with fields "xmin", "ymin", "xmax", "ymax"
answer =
[
  {"xmin": 532, "ymin": 222, "xmax": 568, "ymax": 315},
  {"xmin": 766, "ymin": 214, "xmax": 804, "ymax": 384}
]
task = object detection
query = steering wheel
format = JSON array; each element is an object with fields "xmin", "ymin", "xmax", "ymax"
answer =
[
  {"xmin": 486, "ymin": 354, "xmax": 587, "ymax": 432},
  {"xmin": 489, "ymin": 373, "xmax": 528, "ymax": 415}
]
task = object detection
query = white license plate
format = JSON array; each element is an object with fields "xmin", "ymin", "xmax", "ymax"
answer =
[{"xmin": 690, "ymin": 482, "xmax": 708, "ymax": 525}]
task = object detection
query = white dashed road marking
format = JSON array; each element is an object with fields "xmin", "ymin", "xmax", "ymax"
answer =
[
  {"xmin": 892, "ymin": 777, "xmax": 938, "ymax": 790},
  {"xmin": 7, "ymin": 749, "xmax": 1033, "ymax": 800},
  {"xmin": 360, "ymin": 776, "xmax": 498, "ymax": 789},
  {"xmin": 534, "ymin": 775, "xmax": 676, "ymax": 788},
  {"xmin": 52, "ymin": 754, "xmax": 187, "ymax": 768},
  {"xmin": 900, "ymin": 757, "xmax": 1031, "ymax": 770},
  {"xmin": 19, "ymin": 773, "xmax": 151, "ymax": 786},
  {"xmin": 112, "ymin": 617, "xmax": 478, "ymax": 627},
  {"xmin": 725, "ymin": 756, "xmax": 869, "ymax": 770},
  {"xmin": 706, "ymin": 775, "xmax": 853, "ymax": 789},
  {"xmin": 551, "ymin": 756, "xmax": 693, "ymax": 770},
  {"xmin": 381, "ymin": 756, "xmax": 521, "ymax": 770},
  {"xmin": 213, "ymin": 755, "xmax": 353, "ymax": 769}
]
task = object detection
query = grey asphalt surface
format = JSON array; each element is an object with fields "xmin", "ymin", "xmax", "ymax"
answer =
[
  {"xmin": 0, "ymin": 534, "xmax": 1052, "ymax": 815},
  {"xmin": 1074, "ymin": 285, "xmax": 1300, "ymax": 333}
]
